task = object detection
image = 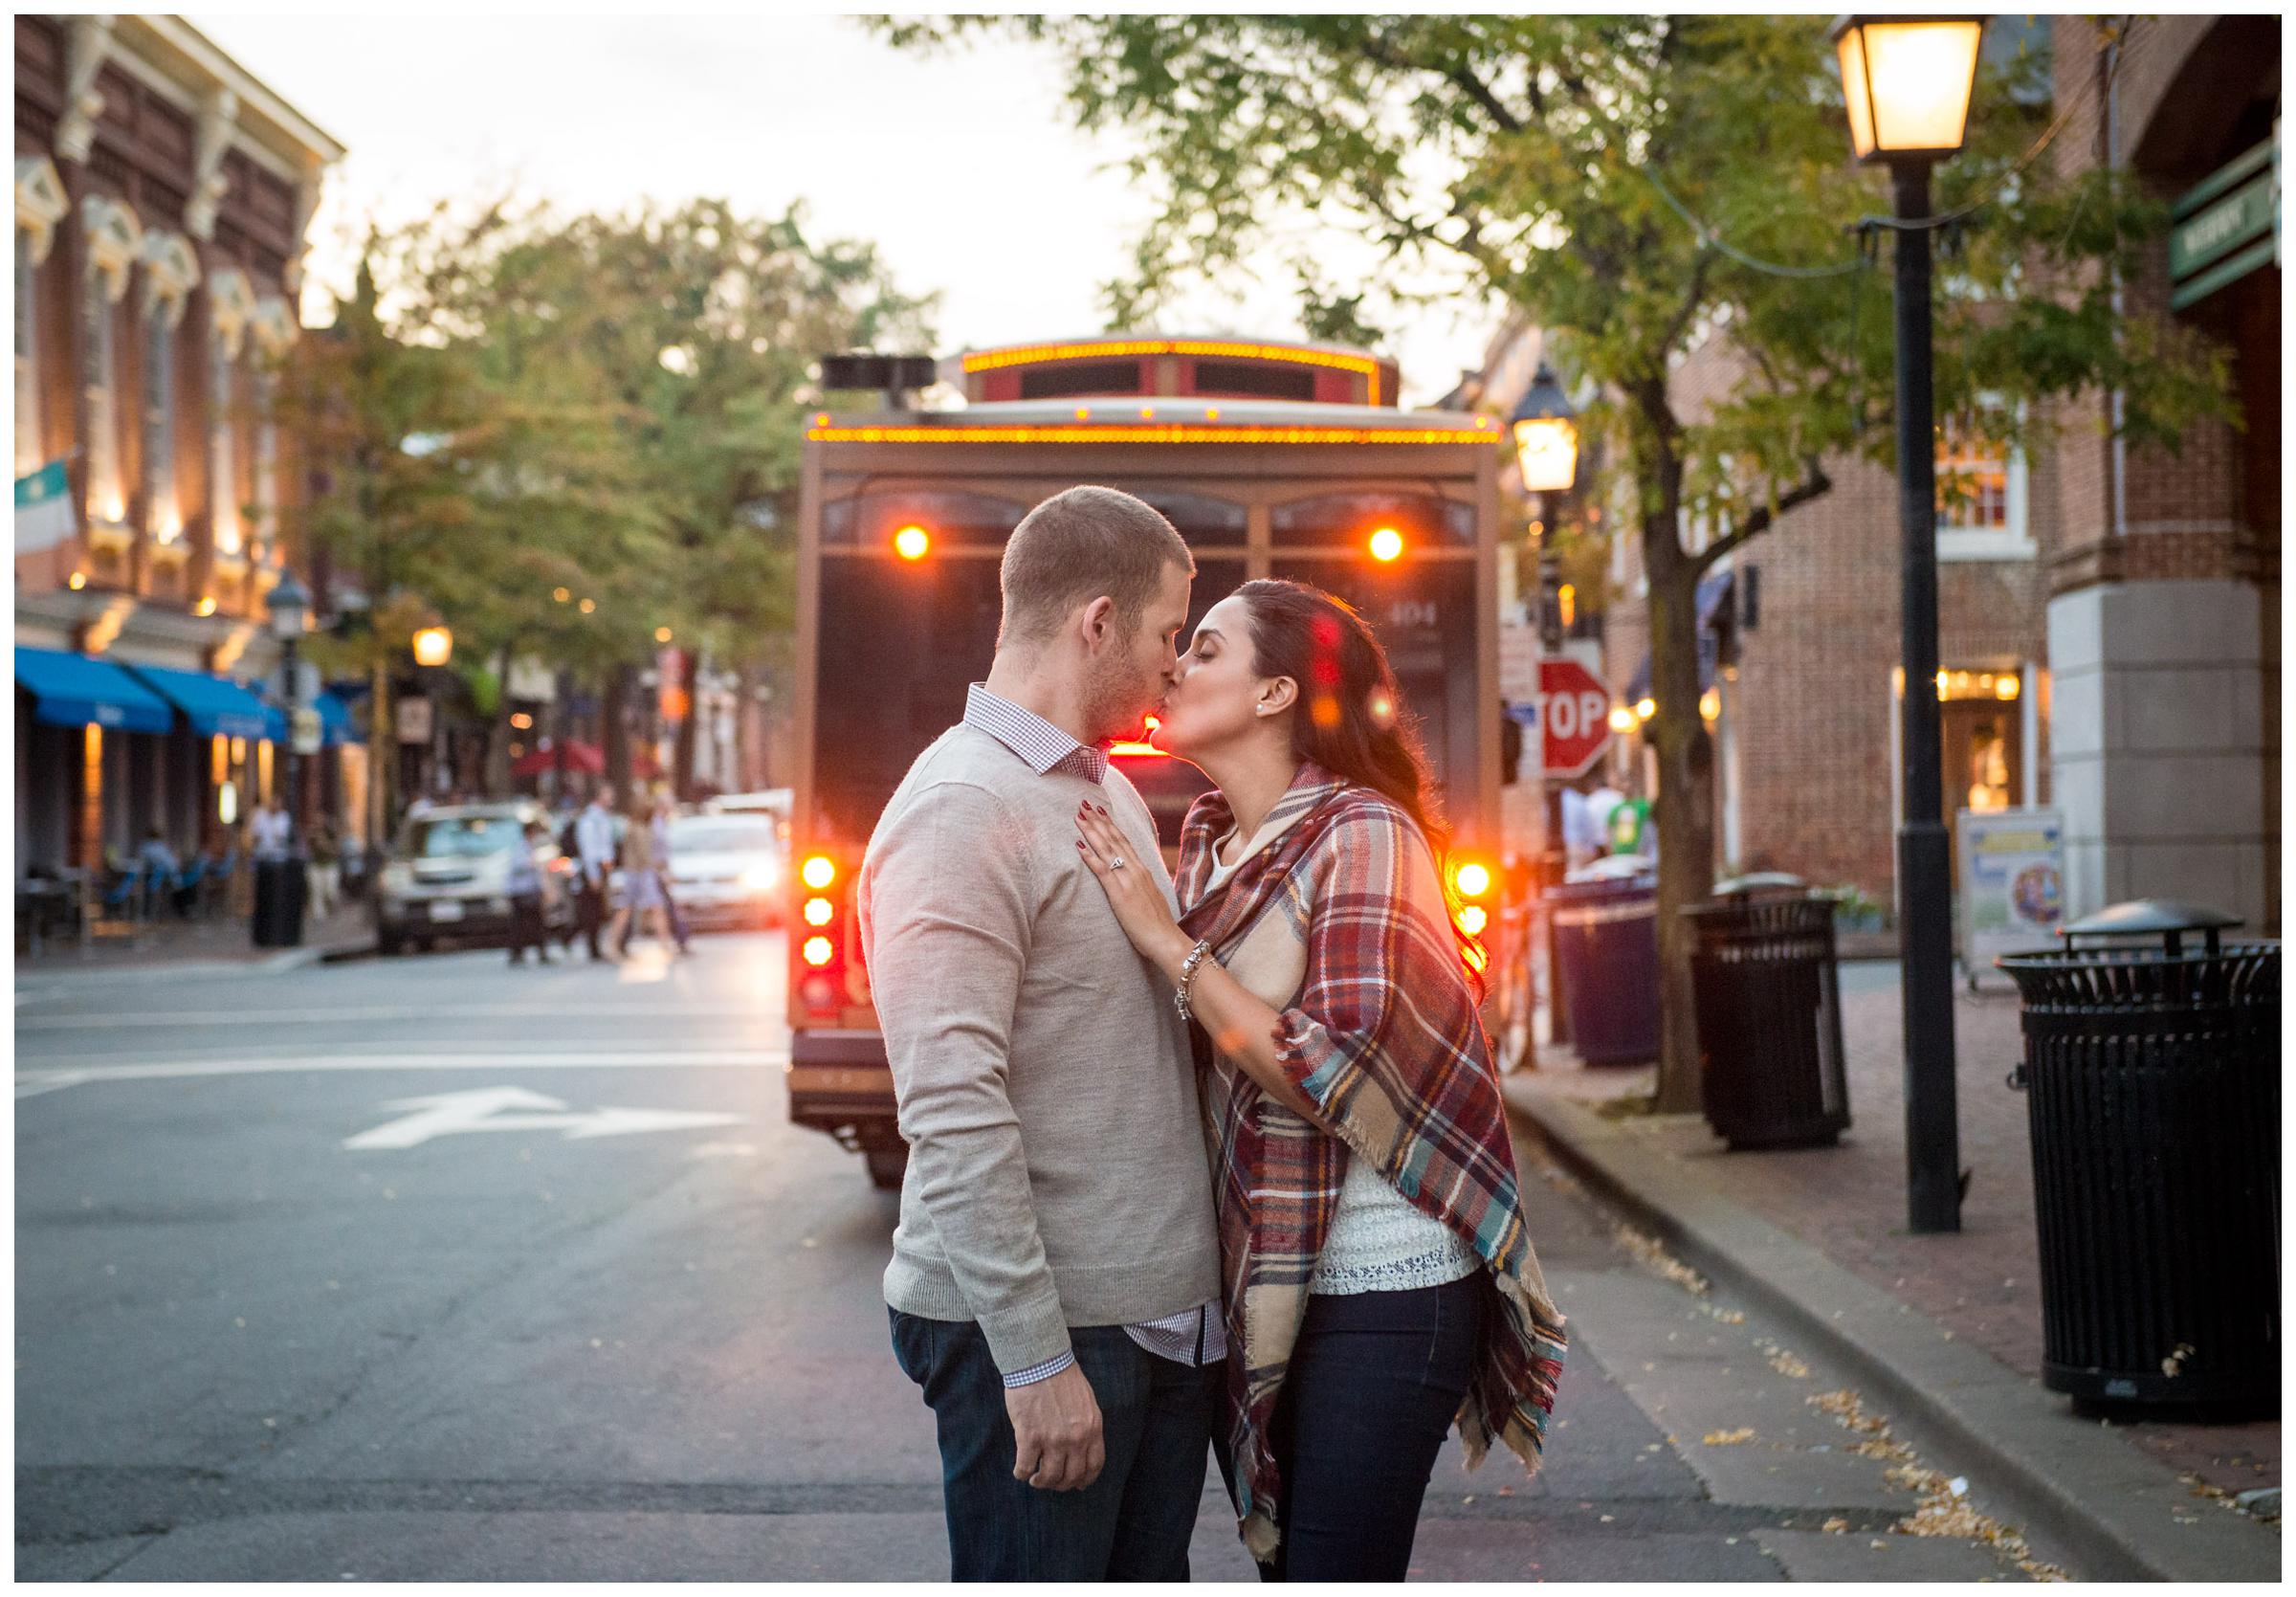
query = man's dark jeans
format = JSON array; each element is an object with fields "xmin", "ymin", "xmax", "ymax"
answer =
[
  {"xmin": 574, "ymin": 876, "xmax": 607, "ymax": 959},
  {"xmin": 890, "ymin": 1309, "xmax": 1221, "ymax": 1582},
  {"xmin": 1213, "ymin": 1274, "xmax": 1483, "ymax": 1582}
]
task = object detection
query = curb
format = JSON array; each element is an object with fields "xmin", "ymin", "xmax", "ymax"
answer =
[
  {"xmin": 1502, "ymin": 1074, "xmax": 2277, "ymax": 1584},
  {"xmin": 15, "ymin": 937, "xmax": 375, "ymax": 990}
]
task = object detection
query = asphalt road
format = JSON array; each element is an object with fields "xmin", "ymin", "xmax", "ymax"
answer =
[{"xmin": 16, "ymin": 933, "xmax": 2069, "ymax": 1581}]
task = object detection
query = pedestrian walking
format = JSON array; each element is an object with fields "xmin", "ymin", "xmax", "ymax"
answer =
[
  {"xmin": 571, "ymin": 785, "xmax": 618, "ymax": 962},
  {"xmin": 860, "ymin": 488, "xmax": 1223, "ymax": 1582},
  {"xmin": 304, "ymin": 819, "xmax": 340, "ymax": 921},
  {"xmin": 1073, "ymin": 578, "xmax": 1568, "ymax": 1580},
  {"xmin": 505, "ymin": 818, "xmax": 553, "ymax": 965},
  {"xmin": 249, "ymin": 795, "xmax": 293, "ymax": 861},
  {"xmin": 605, "ymin": 794, "xmax": 673, "ymax": 955},
  {"xmin": 620, "ymin": 787, "xmax": 692, "ymax": 957}
]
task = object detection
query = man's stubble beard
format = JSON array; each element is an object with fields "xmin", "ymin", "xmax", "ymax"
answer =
[{"xmin": 1083, "ymin": 636, "xmax": 1159, "ymax": 745}]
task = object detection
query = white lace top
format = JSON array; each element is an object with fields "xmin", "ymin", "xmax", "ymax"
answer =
[{"xmin": 1204, "ymin": 835, "xmax": 1480, "ymax": 1298}]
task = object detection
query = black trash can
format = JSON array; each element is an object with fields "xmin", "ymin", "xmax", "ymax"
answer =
[
  {"xmin": 1550, "ymin": 873, "xmax": 1660, "ymax": 1064},
  {"xmin": 1998, "ymin": 900, "xmax": 2279, "ymax": 1409},
  {"xmin": 1685, "ymin": 875, "xmax": 1850, "ymax": 1150},
  {"xmin": 252, "ymin": 854, "xmax": 308, "ymax": 948}
]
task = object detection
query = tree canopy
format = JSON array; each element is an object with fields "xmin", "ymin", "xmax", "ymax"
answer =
[
  {"xmin": 873, "ymin": 12, "xmax": 2233, "ymax": 1104},
  {"xmin": 287, "ymin": 195, "xmax": 933, "ymax": 811}
]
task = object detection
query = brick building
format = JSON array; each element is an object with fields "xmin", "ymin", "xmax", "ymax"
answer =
[
  {"xmin": 1472, "ymin": 14, "xmax": 2278, "ymax": 939},
  {"xmin": 13, "ymin": 16, "xmax": 344, "ymax": 890}
]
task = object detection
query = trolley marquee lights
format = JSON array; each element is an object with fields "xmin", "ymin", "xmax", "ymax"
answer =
[
  {"xmin": 805, "ymin": 424, "xmax": 1492, "ymax": 447},
  {"xmin": 960, "ymin": 338, "xmax": 1386, "ymax": 405}
]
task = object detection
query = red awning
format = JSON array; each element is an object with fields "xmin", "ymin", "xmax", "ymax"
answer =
[{"xmin": 512, "ymin": 740, "xmax": 604, "ymax": 778}]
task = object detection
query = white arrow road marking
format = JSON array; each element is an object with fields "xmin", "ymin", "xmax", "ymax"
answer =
[
  {"xmin": 344, "ymin": 1086, "xmax": 744, "ymax": 1150},
  {"xmin": 15, "ymin": 1049, "xmax": 787, "ymax": 1098}
]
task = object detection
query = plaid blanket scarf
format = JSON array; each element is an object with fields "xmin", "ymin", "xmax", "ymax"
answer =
[{"xmin": 1175, "ymin": 762, "xmax": 1568, "ymax": 1562}]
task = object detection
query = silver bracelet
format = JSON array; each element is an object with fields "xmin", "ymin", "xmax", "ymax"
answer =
[{"xmin": 1174, "ymin": 940, "xmax": 1214, "ymax": 1023}]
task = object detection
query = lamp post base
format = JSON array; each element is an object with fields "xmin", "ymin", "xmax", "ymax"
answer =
[{"xmin": 1899, "ymin": 817, "xmax": 1960, "ymax": 1233}]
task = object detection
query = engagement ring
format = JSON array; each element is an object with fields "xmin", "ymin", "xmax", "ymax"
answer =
[{"xmin": 1108, "ymin": 856, "xmax": 1126, "ymax": 870}]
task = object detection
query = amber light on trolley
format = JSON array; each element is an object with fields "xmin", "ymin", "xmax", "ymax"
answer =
[
  {"xmin": 893, "ymin": 524, "xmax": 931, "ymax": 561},
  {"xmin": 1110, "ymin": 715, "xmax": 1167, "ymax": 759},
  {"xmin": 1368, "ymin": 526, "xmax": 1405, "ymax": 563}
]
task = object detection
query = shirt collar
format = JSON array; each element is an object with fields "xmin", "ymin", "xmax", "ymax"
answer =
[{"xmin": 964, "ymin": 682, "xmax": 1107, "ymax": 786}]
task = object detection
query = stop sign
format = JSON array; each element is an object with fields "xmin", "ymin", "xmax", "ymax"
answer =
[{"xmin": 1539, "ymin": 659, "xmax": 1612, "ymax": 778}]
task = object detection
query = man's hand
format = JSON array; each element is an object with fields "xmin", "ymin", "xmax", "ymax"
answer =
[{"xmin": 1005, "ymin": 1361, "xmax": 1105, "ymax": 1492}]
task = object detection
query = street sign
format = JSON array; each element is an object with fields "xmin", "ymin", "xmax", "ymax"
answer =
[
  {"xmin": 2170, "ymin": 131, "xmax": 2278, "ymax": 309},
  {"xmin": 290, "ymin": 705, "xmax": 322, "ymax": 756},
  {"xmin": 343, "ymin": 1085, "xmax": 743, "ymax": 1150},
  {"xmin": 395, "ymin": 696, "xmax": 432, "ymax": 744},
  {"xmin": 1539, "ymin": 658, "xmax": 1612, "ymax": 778}
]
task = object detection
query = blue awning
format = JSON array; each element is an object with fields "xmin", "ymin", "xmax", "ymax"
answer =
[
  {"xmin": 1626, "ymin": 571, "xmax": 1733, "ymax": 701},
  {"xmin": 123, "ymin": 662, "xmax": 282, "ymax": 741},
  {"xmin": 314, "ymin": 688, "xmax": 362, "ymax": 745},
  {"xmin": 13, "ymin": 646, "xmax": 173, "ymax": 734}
]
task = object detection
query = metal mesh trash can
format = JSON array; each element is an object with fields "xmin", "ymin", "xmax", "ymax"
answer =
[
  {"xmin": 1998, "ymin": 900, "xmax": 2279, "ymax": 1409},
  {"xmin": 1685, "ymin": 874, "xmax": 1850, "ymax": 1150},
  {"xmin": 1550, "ymin": 873, "xmax": 1659, "ymax": 1065}
]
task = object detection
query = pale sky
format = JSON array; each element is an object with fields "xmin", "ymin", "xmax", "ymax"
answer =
[{"xmin": 193, "ymin": 12, "xmax": 1504, "ymax": 408}]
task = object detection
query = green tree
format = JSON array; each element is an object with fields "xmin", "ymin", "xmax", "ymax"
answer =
[
  {"xmin": 290, "ymin": 197, "xmax": 927, "ymax": 811},
  {"xmin": 877, "ymin": 13, "xmax": 2231, "ymax": 1107},
  {"xmin": 535, "ymin": 200, "xmax": 935, "ymax": 795},
  {"xmin": 284, "ymin": 224, "xmax": 493, "ymax": 844}
]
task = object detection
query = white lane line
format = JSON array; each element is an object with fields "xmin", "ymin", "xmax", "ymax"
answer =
[
  {"xmin": 16, "ymin": 1005, "xmax": 783, "ymax": 1031},
  {"xmin": 16, "ymin": 1049, "xmax": 789, "ymax": 1097}
]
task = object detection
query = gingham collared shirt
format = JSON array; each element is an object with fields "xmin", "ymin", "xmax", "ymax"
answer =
[{"xmin": 962, "ymin": 682, "xmax": 1226, "ymax": 1387}]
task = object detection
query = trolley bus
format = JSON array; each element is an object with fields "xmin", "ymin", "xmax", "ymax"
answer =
[{"xmin": 787, "ymin": 336, "xmax": 1524, "ymax": 1187}]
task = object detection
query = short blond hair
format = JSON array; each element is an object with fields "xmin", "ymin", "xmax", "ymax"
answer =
[{"xmin": 999, "ymin": 486, "xmax": 1195, "ymax": 648}]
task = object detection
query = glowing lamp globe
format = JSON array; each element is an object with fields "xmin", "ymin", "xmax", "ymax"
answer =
[
  {"xmin": 1508, "ymin": 362, "xmax": 1578, "ymax": 494},
  {"xmin": 1831, "ymin": 15, "xmax": 1985, "ymax": 163}
]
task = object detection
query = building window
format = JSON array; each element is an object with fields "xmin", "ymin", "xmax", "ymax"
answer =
[
  {"xmin": 209, "ymin": 333, "xmax": 240, "ymax": 557},
  {"xmin": 144, "ymin": 299, "xmax": 178, "ymax": 542},
  {"xmin": 250, "ymin": 297, "xmax": 298, "ymax": 566},
  {"xmin": 79, "ymin": 194, "xmax": 143, "ymax": 532},
  {"xmin": 1936, "ymin": 424, "xmax": 2033, "ymax": 560},
  {"xmin": 84, "ymin": 265, "xmax": 123, "ymax": 521},
  {"xmin": 138, "ymin": 233, "xmax": 201, "ymax": 549},
  {"xmin": 15, "ymin": 156, "xmax": 69, "ymax": 474},
  {"xmin": 207, "ymin": 270, "xmax": 255, "ymax": 566}
]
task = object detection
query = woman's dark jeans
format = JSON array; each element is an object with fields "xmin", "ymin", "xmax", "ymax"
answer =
[{"xmin": 1217, "ymin": 1274, "xmax": 1483, "ymax": 1582}]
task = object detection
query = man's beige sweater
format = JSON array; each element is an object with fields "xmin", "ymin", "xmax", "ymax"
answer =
[{"xmin": 858, "ymin": 723, "xmax": 1221, "ymax": 1376}]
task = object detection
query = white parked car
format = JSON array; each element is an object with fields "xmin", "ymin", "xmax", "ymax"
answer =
[
  {"xmin": 374, "ymin": 801, "xmax": 573, "ymax": 956},
  {"xmin": 659, "ymin": 812, "xmax": 785, "ymax": 931}
]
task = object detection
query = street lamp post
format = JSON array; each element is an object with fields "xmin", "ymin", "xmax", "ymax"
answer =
[
  {"xmin": 411, "ymin": 626, "xmax": 453, "ymax": 803},
  {"xmin": 1510, "ymin": 361, "xmax": 1580, "ymax": 1053},
  {"xmin": 267, "ymin": 570, "xmax": 310, "ymax": 834},
  {"xmin": 1833, "ymin": 14, "xmax": 1986, "ymax": 1234}
]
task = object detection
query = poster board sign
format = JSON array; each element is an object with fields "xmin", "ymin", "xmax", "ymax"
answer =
[{"xmin": 1958, "ymin": 807, "xmax": 2064, "ymax": 987}]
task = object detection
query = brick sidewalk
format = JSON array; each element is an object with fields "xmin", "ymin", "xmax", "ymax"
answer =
[
  {"xmin": 1523, "ymin": 962, "xmax": 2280, "ymax": 1510},
  {"xmin": 15, "ymin": 902, "xmax": 373, "ymax": 975}
]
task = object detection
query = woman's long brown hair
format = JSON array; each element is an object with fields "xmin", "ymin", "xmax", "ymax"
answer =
[{"xmin": 1233, "ymin": 578, "xmax": 1450, "ymax": 858}]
